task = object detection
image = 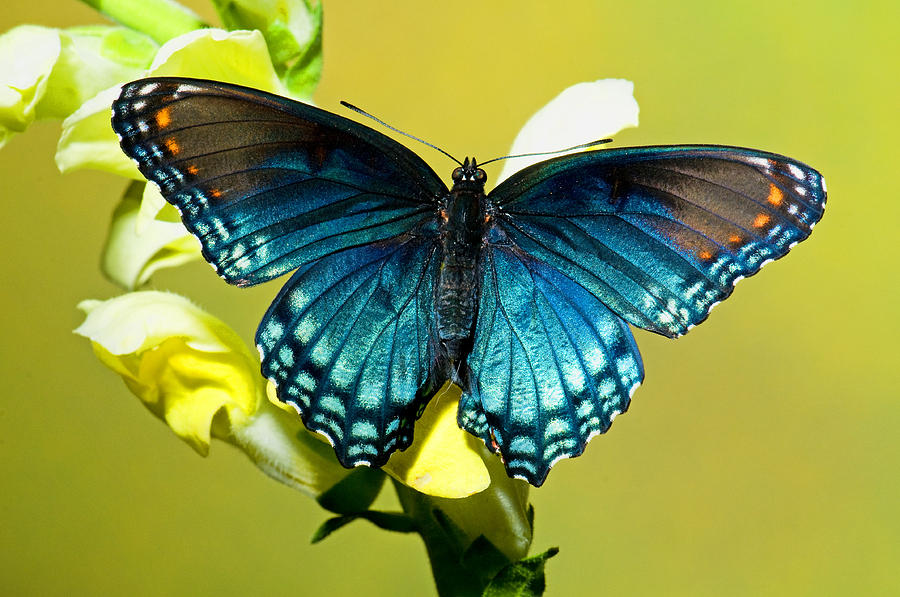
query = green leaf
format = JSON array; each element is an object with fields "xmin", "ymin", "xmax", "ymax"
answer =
[
  {"xmin": 462, "ymin": 536, "xmax": 512, "ymax": 588},
  {"xmin": 311, "ymin": 511, "xmax": 416, "ymax": 544},
  {"xmin": 361, "ymin": 511, "xmax": 418, "ymax": 534},
  {"xmin": 316, "ymin": 466, "xmax": 386, "ymax": 514},
  {"xmin": 482, "ymin": 548, "xmax": 559, "ymax": 597},
  {"xmin": 311, "ymin": 515, "xmax": 357, "ymax": 543}
]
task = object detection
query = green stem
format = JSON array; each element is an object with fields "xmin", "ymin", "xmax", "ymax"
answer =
[
  {"xmin": 393, "ymin": 480, "xmax": 490, "ymax": 597},
  {"xmin": 78, "ymin": 0, "xmax": 208, "ymax": 44}
]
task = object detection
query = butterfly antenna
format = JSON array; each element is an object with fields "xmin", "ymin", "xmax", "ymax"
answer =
[
  {"xmin": 341, "ymin": 101, "xmax": 464, "ymax": 166},
  {"xmin": 477, "ymin": 138, "xmax": 614, "ymax": 167}
]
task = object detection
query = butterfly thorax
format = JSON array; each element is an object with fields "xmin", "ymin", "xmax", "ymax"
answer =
[{"xmin": 436, "ymin": 158, "xmax": 488, "ymax": 376}]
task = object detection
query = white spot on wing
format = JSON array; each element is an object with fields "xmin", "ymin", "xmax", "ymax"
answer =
[
  {"xmin": 746, "ymin": 156, "xmax": 772, "ymax": 169},
  {"xmin": 176, "ymin": 83, "xmax": 205, "ymax": 94}
]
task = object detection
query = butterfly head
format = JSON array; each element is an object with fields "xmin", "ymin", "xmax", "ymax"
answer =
[{"xmin": 451, "ymin": 157, "xmax": 487, "ymax": 189}]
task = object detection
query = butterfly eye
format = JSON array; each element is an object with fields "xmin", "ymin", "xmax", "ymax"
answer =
[
  {"xmin": 452, "ymin": 167, "xmax": 464, "ymax": 181},
  {"xmin": 474, "ymin": 169, "xmax": 487, "ymax": 183}
]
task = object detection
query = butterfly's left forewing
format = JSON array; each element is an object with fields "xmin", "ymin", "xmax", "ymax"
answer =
[{"xmin": 490, "ymin": 146, "xmax": 826, "ymax": 338}]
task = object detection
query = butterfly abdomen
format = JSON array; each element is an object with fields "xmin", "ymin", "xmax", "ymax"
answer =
[{"xmin": 435, "ymin": 182, "xmax": 487, "ymax": 373}]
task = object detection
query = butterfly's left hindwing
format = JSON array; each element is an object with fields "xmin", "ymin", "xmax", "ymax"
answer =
[
  {"xmin": 257, "ymin": 229, "xmax": 440, "ymax": 467},
  {"xmin": 112, "ymin": 78, "xmax": 447, "ymax": 286},
  {"xmin": 460, "ymin": 240, "xmax": 644, "ymax": 486}
]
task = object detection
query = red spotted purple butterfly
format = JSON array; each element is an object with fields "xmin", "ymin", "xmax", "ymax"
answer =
[{"xmin": 112, "ymin": 78, "xmax": 825, "ymax": 485}]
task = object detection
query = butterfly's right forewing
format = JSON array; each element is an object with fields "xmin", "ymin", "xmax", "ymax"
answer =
[{"xmin": 112, "ymin": 78, "xmax": 447, "ymax": 287}]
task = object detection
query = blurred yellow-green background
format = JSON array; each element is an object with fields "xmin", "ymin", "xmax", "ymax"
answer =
[{"xmin": 1, "ymin": 1, "xmax": 897, "ymax": 595}]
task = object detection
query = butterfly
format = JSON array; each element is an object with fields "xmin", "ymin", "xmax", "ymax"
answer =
[{"xmin": 111, "ymin": 77, "xmax": 826, "ymax": 486}]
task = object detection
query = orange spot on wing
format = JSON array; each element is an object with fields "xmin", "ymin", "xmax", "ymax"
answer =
[
  {"xmin": 210, "ymin": 188, "xmax": 222, "ymax": 198},
  {"xmin": 164, "ymin": 137, "xmax": 180, "ymax": 155},
  {"xmin": 489, "ymin": 429, "xmax": 500, "ymax": 454},
  {"xmin": 729, "ymin": 234, "xmax": 742, "ymax": 244},
  {"xmin": 698, "ymin": 250, "xmax": 713, "ymax": 261},
  {"xmin": 766, "ymin": 183, "xmax": 784, "ymax": 206},
  {"xmin": 155, "ymin": 107, "xmax": 171, "ymax": 129},
  {"xmin": 186, "ymin": 165, "xmax": 199, "ymax": 175},
  {"xmin": 753, "ymin": 213, "xmax": 770, "ymax": 228}
]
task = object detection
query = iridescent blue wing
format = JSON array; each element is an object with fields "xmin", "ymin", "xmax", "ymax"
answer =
[
  {"xmin": 256, "ymin": 224, "xmax": 441, "ymax": 467},
  {"xmin": 459, "ymin": 234, "xmax": 644, "ymax": 485},
  {"xmin": 111, "ymin": 77, "xmax": 446, "ymax": 286},
  {"xmin": 489, "ymin": 146, "xmax": 826, "ymax": 337}
]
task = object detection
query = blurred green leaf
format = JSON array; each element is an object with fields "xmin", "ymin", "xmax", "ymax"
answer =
[{"xmin": 482, "ymin": 548, "xmax": 559, "ymax": 597}]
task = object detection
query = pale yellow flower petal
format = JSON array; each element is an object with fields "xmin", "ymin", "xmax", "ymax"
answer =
[
  {"xmin": 135, "ymin": 183, "xmax": 170, "ymax": 233},
  {"xmin": 0, "ymin": 25, "xmax": 61, "ymax": 147},
  {"xmin": 231, "ymin": 403, "xmax": 353, "ymax": 495},
  {"xmin": 384, "ymin": 384, "xmax": 490, "ymax": 499},
  {"xmin": 147, "ymin": 28, "xmax": 287, "ymax": 94},
  {"xmin": 56, "ymin": 28, "xmax": 288, "ymax": 175},
  {"xmin": 75, "ymin": 291, "xmax": 352, "ymax": 496},
  {"xmin": 496, "ymin": 79, "xmax": 640, "ymax": 184},
  {"xmin": 55, "ymin": 85, "xmax": 141, "ymax": 176},
  {"xmin": 102, "ymin": 182, "xmax": 201, "ymax": 289},
  {"xmin": 0, "ymin": 24, "xmax": 156, "ymax": 149},
  {"xmin": 37, "ymin": 25, "xmax": 157, "ymax": 120},
  {"xmin": 75, "ymin": 291, "xmax": 247, "ymax": 355}
]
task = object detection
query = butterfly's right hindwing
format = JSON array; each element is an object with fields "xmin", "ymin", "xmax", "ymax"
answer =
[{"xmin": 257, "ymin": 229, "xmax": 441, "ymax": 468}]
